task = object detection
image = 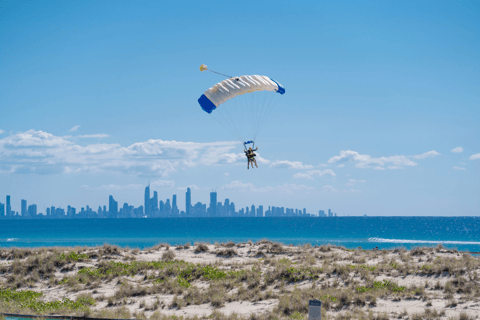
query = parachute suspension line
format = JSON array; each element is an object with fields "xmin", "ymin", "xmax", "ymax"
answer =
[
  {"xmin": 256, "ymin": 93, "xmax": 279, "ymax": 140},
  {"xmin": 207, "ymin": 69, "xmax": 233, "ymax": 78},
  {"xmin": 214, "ymin": 103, "xmax": 243, "ymax": 143},
  {"xmin": 210, "ymin": 112, "xmax": 241, "ymax": 142},
  {"xmin": 253, "ymin": 91, "xmax": 278, "ymax": 141}
]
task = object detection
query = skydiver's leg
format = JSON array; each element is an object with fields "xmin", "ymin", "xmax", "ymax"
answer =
[{"xmin": 253, "ymin": 159, "xmax": 258, "ymax": 168}]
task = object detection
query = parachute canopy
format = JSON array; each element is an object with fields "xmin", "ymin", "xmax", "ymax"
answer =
[
  {"xmin": 198, "ymin": 75, "xmax": 285, "ymax": 114},
  {"xmin": 198, "ymin": 72, "xmax": 285, "ymax": 143}
]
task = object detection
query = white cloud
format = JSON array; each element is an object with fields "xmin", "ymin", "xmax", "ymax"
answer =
[
  {"xmin": 98, "ymin": 184, "xmax": 143, "ymax": 190},
  {"xmin": 453, "ymin": 166, "xmax": 466, "ymax": 171},
  {"xmin": 328, "ymin": 150, "xmax": 418, "ymax": 170},
  {"xmin": 270, "ymin": 160, "xmax": 314, "ymax": 169},
  {"xmin": 69, "ymin": 125, "xmax": 81, "ymax": 132},
  {"xmin": 470, "ymin": 153, "xmax": 480, "ymax": 160},
  {"xmin": 151, "ymin": 179, "xmax": 175, "ymax": 188},
  {"xmin": 0, "ymin": 129, "xmax": 244, "ymax": 176},
  {"xmin": 413, "ymin": 150, "xmax": 441, "ymax": 159},
  {"xmin": 346, "ymin": 179, "xmax": 365, "ymax": 186},
  {"xmin": 388, "ymin": 166, "xmax": 404, "ymax": 170},
  {"xmin": 337, "ymin": 164, "xmax": 345, "ymax": 168},
  {"xmin": 343, "ymin": 189, "xmax": 362, "ymax": 193},
  {"xmin": 293, "ymin": 169, "xmax": 336, "ymax": 180},
  {"xmin": 322, "ymin": 185, "xmax": 338, "ymax": 192},
  {"xmin": 0, "ymin": 129, "xmax": 4, "ymax": 134},
  {"xmin": 78, "ymin": 134, "xmax": 109, "ymax": 138},
  {"xmin": 222, "ymin": 180, "xmax": 314, "ymax": 194},
  {"xmin": 451, "ymin": 147, "xmax": 463, "ymax": 153}
]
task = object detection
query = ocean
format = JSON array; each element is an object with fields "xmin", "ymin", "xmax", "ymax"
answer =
[{"xmin": 1, "ymin": 217, "xmax": 479, "ymax": 252}]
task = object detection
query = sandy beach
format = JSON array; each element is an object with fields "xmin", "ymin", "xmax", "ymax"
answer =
[{"xmin": 1, "ymin": 242, "xmax": 479, "ymax": 319}]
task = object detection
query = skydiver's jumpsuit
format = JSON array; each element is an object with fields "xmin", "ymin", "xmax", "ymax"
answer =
[{"xmin": 245, "ymin": 148, "xmax": 258, "ymax": 169}]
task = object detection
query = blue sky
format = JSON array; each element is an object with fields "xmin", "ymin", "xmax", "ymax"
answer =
[{"xmin": 1, "ymin": 0, "xmax": 479, "ymax": 216}]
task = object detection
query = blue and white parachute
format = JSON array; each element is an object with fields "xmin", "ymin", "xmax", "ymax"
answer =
[{"xmin": 198, "ymin": 65, "xmax": 285, "ymax": 143}]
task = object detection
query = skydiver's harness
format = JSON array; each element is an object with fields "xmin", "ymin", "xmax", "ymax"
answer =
[{"xmin": 244, "ymin": 141, "xmax": 257, "ymax": 160}]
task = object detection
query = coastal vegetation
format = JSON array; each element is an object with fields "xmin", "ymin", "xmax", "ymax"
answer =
[{"xmin": 0, "ymin": 242, "xmax": 479, "ymax": 319}]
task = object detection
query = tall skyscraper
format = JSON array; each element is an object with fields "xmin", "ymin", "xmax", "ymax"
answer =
[
  {"xmin": 328, "ymin": 209, "xmax": 333, "ymax": 217},
  {"xmin": 209, "ymin": 192, "xmax": 217, "ymax": 216},
  {"xmin": 144, "ymin": 184, "xmax": 150, "ymax": 216},
  {"xmin": 109, "ymin": 195, "xmax": 118, "ymax": 216},
  {"xmin": 21, "ymin": 199, "xmax": 27, "ymax": 216},
  {"xmin": 172, "ymin": 195, "xmax": 177, "ymax": 214},
  {"xmin": 152, "ymin": 191, "xmax": 158, "ymax": 211},
  {"xmin": 28, "ymin": 204, "xmax": 37, "ymax": 217},
  {"xmin": 186, "ymin": 188, "xmax": 191, "ymax": 215},
  {"xmin": 0, "ymin": 203, "xmax": 4, "ymax": 216},
  {"xmin": 6, "ymin": 195, "xmax": 11, "ymax": 216}
]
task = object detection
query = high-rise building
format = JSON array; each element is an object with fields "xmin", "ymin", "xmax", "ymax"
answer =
[
  {"xmin": 160, "ymin": 200, "xmax": 164, "ymax": 213},
  {"xmin": 21, "ymin": 199, "xmax": 27, "ymax": 216},
  {"xmin": 186, "ymin": 188, "xmax": 191, "ymax": 215},
  {"xmin": 28, "ymin": 204, "xmax": 37, "ymax": 217},
  {"xmin": 257, "ymin": 205, "xmax": 263, "ymax": 217},
  {"xmin": 109, "ymin": 195, "xmax": 118, "ymax": 216},
  {"xmin": 328, "ymin": 209, "xmax": 333, "ymax": 217},
  {"xmin": 144, "ymin": 184, "xmax": 150, "ymax": 216},
  {"xmin": 6, "ymin": 195, "xmax": 11, "ymax": 216},
  {"xmin": 152, "ymin": 191, "xmax": 158, "ymax": 212},
  {"xmin": 0, "ymin": 203, "xmax": 5, "ymax": 216},
  {"xmin": 209, "ymin": 192, "xmax": 217, "ymax": 216},
  {"xmin": 318, "ymin": 210, "xmax": 326, "ymax": 217},
  {"xmin": 172, "ymin": 195, "xmax": 177, "ymax": 214}
]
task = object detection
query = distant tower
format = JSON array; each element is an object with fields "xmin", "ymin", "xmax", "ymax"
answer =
[
  {"xmin": 21, "ymin": 199, "xmax": 27, "ymax": 216},
  {"xmin": 172, "ymin": 194, "xmax": 177, "ymax": 214},
  {"xmin": 109, "ymin": 195, "xmax": 118, "ymax": 215},
  {"xmin": 186, "ymin": 188, "xmax": 191, "ymax": 215},
  {"xmin": 144, "ymin": 184, "xmax": 150, "ymax": 216},
  {"xmin": 152, "ymin": 191, "xmax": 158, "ymax": 211},
  {"xmin": 209, "ymin": 191, "xmax": 217, "ymax": 216},
  {"xmin": 6, "ymin": 195, "xmax": 11, "ymax": 216}
]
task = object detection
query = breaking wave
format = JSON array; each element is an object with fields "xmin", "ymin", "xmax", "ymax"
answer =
[{"xmin": 369, "ymin": 237, "xmax": 480, "ymax": 245}]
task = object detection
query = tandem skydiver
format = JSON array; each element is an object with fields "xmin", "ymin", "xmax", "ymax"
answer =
[{"xmin": 245, "ymin": 146, "xmax": 258, "ymax": 169}]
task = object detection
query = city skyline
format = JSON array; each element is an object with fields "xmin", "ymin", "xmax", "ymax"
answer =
[{"xmin": 0, "ymin": 184, "xmax": 338, "ymax": 219}]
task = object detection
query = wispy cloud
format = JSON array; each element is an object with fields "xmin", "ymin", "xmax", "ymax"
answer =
[
  {"xmin": 98, "ymin": 184, "xmax": 143, "ymax": 190},
  {"xmin": 78, "ymin": 134, "xmax": 110, "ymax": 138},
  {"xmin": 451, "ymin": 147, "xmax": 463, "ymax": 153},
  {"xmin": 69, "ymin": 125, "xmax": 81, "ymax": 132},
  {"xmin": 151, "ymin": 179, "xmax": 175, "ymax": 188},
  {"xmin": 327, "ymin": 150, "xmax": 427, "ymax": 170},
  {"xmin": 270, "ymin": 160, "xmax": 314, "ymax": 169},
  {"xmin": 293, "ymin": 169, "xmax": 336, "ymax": 180},
  {"xmin": 346, "ymin": 179, "xmax": 365, "ymax": 186},
  {"xmin": 222, "ymin": 180, "xmax": 314, "ymax": 194},
  {"xmin": 453, "ymin": 166, "xmax": 466, "ymax": 171},
  {"xmin": 413, "ymin": 150, "xmax": 441, "ymax": 159},
  {"xmin": 0, "ymin": 129, "xmax": 4, "ymax": 134},
  {"xmin": 321, "ymin": 185, "xmax": 338, "ymax": 192},
  {"xmin": 470, "ymin": 153, "xmax": 480, "ymax": 160}
]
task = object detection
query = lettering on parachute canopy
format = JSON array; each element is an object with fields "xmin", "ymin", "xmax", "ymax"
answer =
[{"xmin": 308, "ymin": 300, "xmax": 321, "ymax": 320}]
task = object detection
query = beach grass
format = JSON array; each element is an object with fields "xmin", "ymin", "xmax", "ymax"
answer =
[{"xmin": 0, "ymin": 242, "xmax": 479, "ymax": 319}]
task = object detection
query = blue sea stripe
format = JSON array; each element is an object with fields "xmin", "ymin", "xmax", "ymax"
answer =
[{"xmin": 198, "ymin": 94, "xmax": 217, "ymax": 114}]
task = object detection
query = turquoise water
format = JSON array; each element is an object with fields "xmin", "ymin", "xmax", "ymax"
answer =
[{"xmin": 1, "ymin": 217, "xmax": 479, "ymax": 251}]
